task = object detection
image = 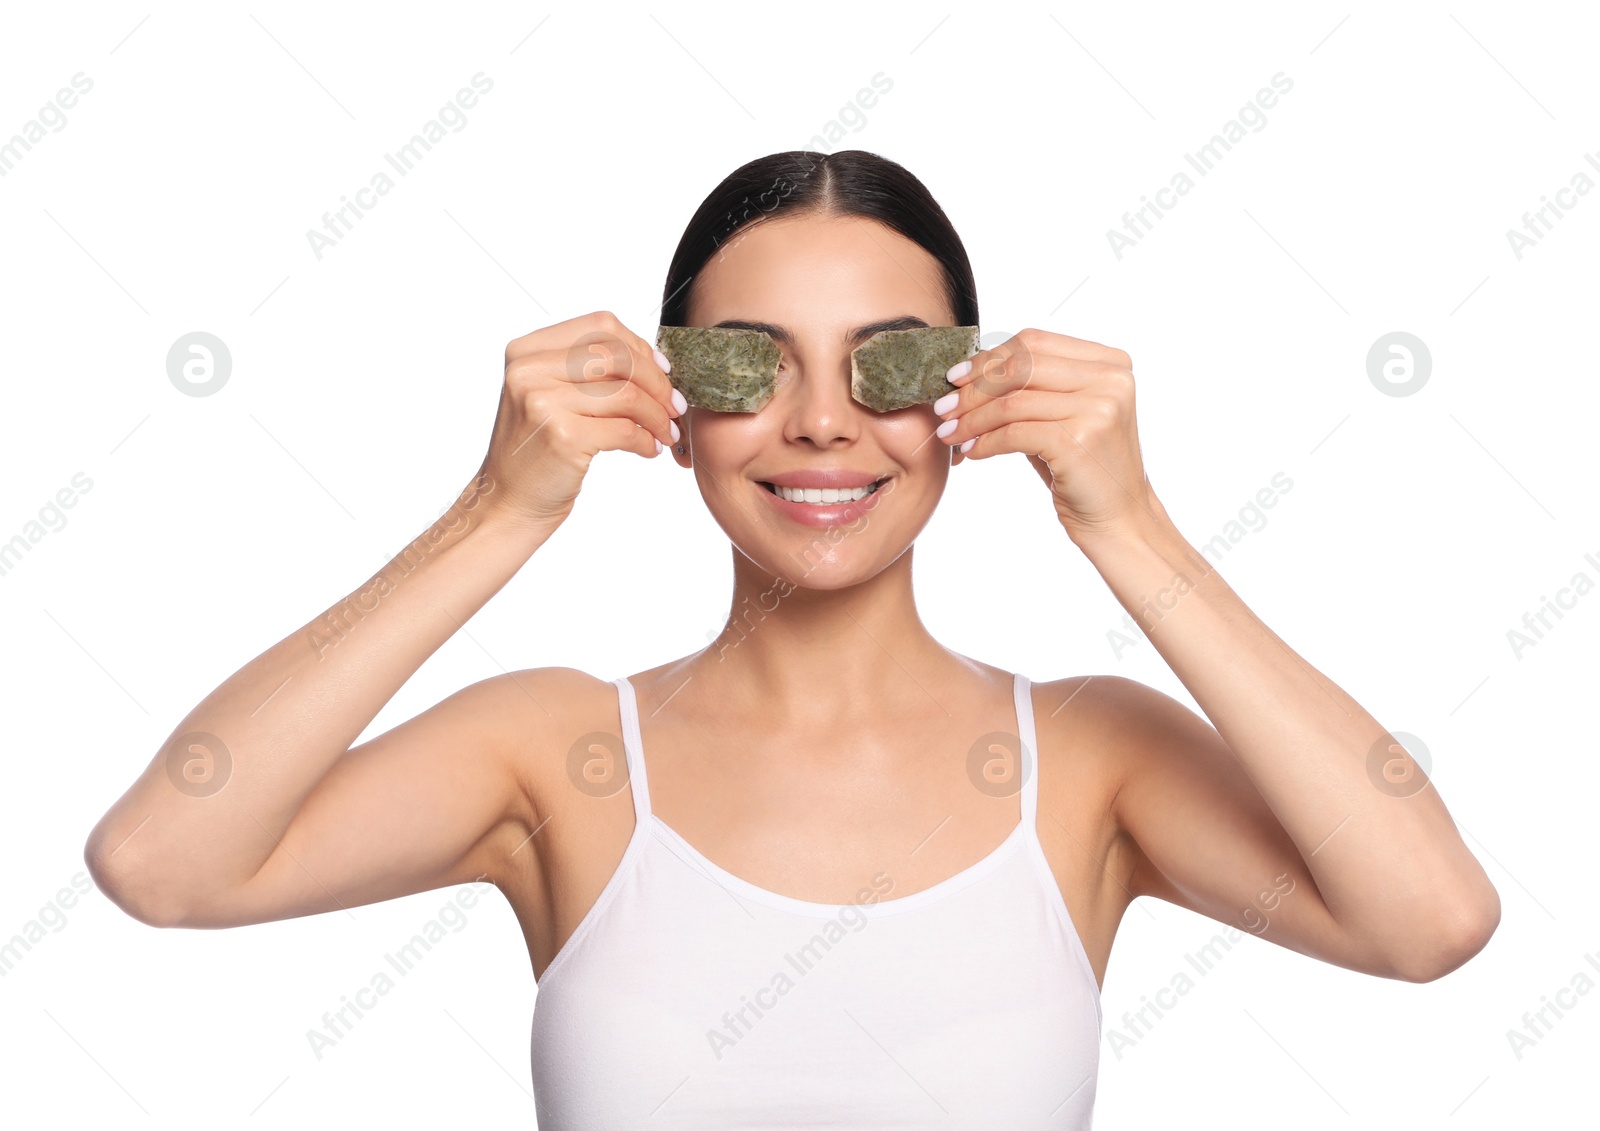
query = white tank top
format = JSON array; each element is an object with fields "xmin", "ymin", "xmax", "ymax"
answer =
[{"xmin": 529, "ymin": 671, "xmax": 1103, "ymax": 1128}]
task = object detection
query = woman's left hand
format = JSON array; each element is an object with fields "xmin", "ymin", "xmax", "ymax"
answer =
[{"xmin": 934, "ymin": 328, "xmax": 1159, "ymax": 545}]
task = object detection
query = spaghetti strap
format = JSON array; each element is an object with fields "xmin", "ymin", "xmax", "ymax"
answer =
[
  {"xmin": 1013, "ymin": 671, "xmax": 1041, "ymax": 843},
  {"xmin": 610, "ymin": 676, "xmax": 653, "ymax": 822}
]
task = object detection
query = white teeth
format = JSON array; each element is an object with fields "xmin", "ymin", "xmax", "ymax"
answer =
[{"xmin": 770, "ymin": 481, "xmax": 880, "ymax": 504}]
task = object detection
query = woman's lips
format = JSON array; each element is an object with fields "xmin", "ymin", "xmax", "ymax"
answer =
[{"xmin": 756, "ymin": 477, "xmax": 892, "ymax": 528}]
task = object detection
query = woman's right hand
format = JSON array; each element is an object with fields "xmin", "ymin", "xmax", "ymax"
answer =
[{"xmin": 476, "ymin": 310, "xmax": 685, "ymax": 531}]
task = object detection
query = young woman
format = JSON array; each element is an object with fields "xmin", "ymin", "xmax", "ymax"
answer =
[{"xmin": 84, "ymin": 149, "xmax": 1499, "ymax": 1128}]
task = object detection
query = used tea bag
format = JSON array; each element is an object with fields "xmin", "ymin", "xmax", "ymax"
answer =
[
  {"xmin": 850, "ymin": 326, "xmax": 980, "ymax": 412},
  {"xmin": 655, "ymin": 326, "xmax": 782, "ymax": 413},
  {"xmin": 655, "ymin": 324, "xmax": 981, "ymax": 413}
]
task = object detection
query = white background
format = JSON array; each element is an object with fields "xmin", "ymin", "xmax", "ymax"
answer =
[{"xmin": 1, "ymin": 1, "xmax": 1594, "ymax": 1127}]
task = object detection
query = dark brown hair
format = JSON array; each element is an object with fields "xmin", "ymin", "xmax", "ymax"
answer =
[{"xmin": 659, "ymin": 149, "xmax": 978, "ymax": 329}]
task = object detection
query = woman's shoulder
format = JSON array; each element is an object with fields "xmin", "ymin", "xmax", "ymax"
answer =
[
  {"xmin": 1027, "ymin": 672, "xmax": 1218, "ymax": 813},
  {"xmin": 467, "ymin": 666, "xmax": 634, "ymax": 814},
  {"xmin": 942, "ymin": 657, "xmax": 1157, "ymax": 773},
  {"xmin": 483, "ymin": 664, "xmax": 619, "ymax": 706},
  {"xmin": 470, "ymin": 665, "xmax": 626, "ymax": 758},
  {"xmin": 1029, "ymin": 671, "xmax": 1156, "ymax": 725},
  {"xmin": 1026, "ymin": 672, "xmax": 1168, "ymax": 780}
]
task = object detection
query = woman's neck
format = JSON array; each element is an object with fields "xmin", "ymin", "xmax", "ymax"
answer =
[{"xmin": 689, "ymin": 544, "xmax": 956, "ymax": 723}]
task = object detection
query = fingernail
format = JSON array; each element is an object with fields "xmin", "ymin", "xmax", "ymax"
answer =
[
  {"xmin": 655, "ymin": 438, "xmax": 664, "ymax": 455},
  {"xmin": 946, "ymin": 360, "xmax": 972, "ymax": 383},
  {"xmin": 935, "ymin": 418, "xmax": 959, "ymax": 438},
  {"xmin": 959, "ymin": 437, "xmax": 976, "ymax": 453},
  {"xmin": 653, "ymin": 348, "xmax": 672, "ymax": 374},
  {"xmin": 932, "ymin": 391, "xmax": 959, "ymax": 416},
  {"xmin": 669, "ymin": 420, "xmax": 680, "ymax": 443},
  {"xmin": 670, "ymin": 388, "xmax": 688, "ymax": 415}
]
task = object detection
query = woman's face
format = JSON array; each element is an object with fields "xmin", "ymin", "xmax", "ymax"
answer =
[{"xmin": 677, "ymin": 211, "xmax": 959, "ymax": 588}]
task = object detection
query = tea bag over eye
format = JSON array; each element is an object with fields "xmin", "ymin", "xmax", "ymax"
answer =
[
  {"xmin": 655, "ymin": 326, "xmax": 782, "ymax": 413},
  {"xmin": 849, "ymin": 326, "xmax": 980, "ymax": 412}
]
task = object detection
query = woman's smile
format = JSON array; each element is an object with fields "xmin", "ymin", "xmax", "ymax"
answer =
[{"xmin": 754, "ymin": 472, "xmax": 894, "ymax": 528}]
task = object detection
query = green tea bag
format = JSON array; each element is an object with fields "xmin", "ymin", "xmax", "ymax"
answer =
[
  {"xmin": 655, "ymin": 326, "xmax": 783, "ymax": 413},
  {"xmin": 655, "ymin": 325, "xmax": 980, "ymax": 413},
  {"xmin": 850, "ymin": 326, "xmax": 980, "ymax": 412}
]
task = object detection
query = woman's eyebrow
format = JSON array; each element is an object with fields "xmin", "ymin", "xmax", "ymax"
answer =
[{"xmin": 709, "ymin": 315, "xmax": 931, "ymax": 347}]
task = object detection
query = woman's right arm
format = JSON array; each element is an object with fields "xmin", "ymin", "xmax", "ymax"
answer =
[{"xmin": 82, "ymin": 311, "xmax": 681, "ymax": 928}]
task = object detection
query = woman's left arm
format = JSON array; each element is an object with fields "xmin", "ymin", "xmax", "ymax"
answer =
[{"xmin": 936, "ymin": 328, "xmax": 1501, "ymax": 982}]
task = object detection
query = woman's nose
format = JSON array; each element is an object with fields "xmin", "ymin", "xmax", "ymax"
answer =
[{"xmin": 781, "ymin": 355, "xmax": 860, "ymax": 443}]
